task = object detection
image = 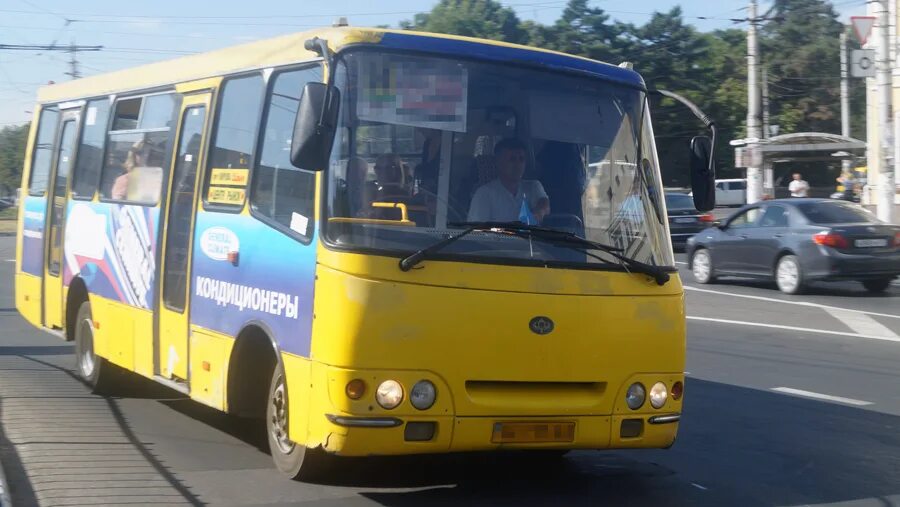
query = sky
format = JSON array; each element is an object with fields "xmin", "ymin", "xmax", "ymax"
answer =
[{"xmin": 0, "ymin": 0, "xmax": 867, "ymax": 127}]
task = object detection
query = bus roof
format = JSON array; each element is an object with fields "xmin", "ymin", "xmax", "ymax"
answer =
[{"xmin": 36, "ymin": 27, "xmax": 644, "ymax": 104}]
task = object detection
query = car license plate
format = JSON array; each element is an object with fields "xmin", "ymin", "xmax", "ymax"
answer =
[
  {"xmin": 491, "ymin": 422, "xmax": 575, "ymax": 443},
  {"xmin": 855, "ymin": 239, "xmax": 888, "ymax": 248},
  {"xmin": 674, "ymin": 217, "xmax": 696, "ymax": 224}
]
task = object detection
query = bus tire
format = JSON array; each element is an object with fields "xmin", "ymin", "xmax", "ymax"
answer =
[
  {"xmin": 267, "ymin": 361, "xmax": 321, "ymax": 480},
  {"xmin": 73, "ymin": 301, "xmax": 121, "ymax": 395}
]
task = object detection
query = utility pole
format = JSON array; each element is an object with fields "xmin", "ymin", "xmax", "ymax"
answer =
[
  {"xmin": 840, "ymin": 30, "xmax": 851, "ymax": 174},
  {"xmin": 746, "ymin": 0, "xmax": 763, "ymax": 204},
  {"xmin": 876, "ymin": 0, "xmax": 895, "ymax": 223},
  {"xmin": 762, "ymin": 66, "xmax": 770, "ymax": 139},
  {"xmin": 65, "ymin": 41, "xmax": 80, "ymax": 80}
]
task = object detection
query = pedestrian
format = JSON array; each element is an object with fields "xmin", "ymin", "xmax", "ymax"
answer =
[{"xmin": 788, "ymin": 172, "xmax": 809, "ymax": 198}]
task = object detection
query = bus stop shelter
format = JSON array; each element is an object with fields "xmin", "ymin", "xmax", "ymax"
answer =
[{"xmin": 736, "ymin": 132, "xmax": 867, "ymax": 197}]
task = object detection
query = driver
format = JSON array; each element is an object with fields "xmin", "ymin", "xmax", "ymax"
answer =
[{"xmin": 467, "ymin": 138, "xmax": 550, "ymax": 223}]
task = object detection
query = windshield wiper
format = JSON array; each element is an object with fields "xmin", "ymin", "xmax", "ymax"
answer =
[{"xmin": 399, "ymin": 221, "xmax": 671, "ymax": 285}]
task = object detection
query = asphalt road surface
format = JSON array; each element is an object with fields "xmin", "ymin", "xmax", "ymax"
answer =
[{"xmin": 0, "ymin": 235, "xmax": 898, "ymax": 506}]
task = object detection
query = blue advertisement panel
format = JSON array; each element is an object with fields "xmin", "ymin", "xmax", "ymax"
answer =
[
  {"xmin": 21, "ymin": 196, "xmax": 47, "ymax": 276},
  {"xmin": 190, "ymin": 212, "xmax": 316, "ymax": 357},
  {"xmin": 63, "ymin": 201, "xmax": 160, "ymax": 309}
]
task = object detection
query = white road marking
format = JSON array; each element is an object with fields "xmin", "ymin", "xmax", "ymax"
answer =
[
  {"xmin": 691, "ymin": 483, "xmax": 708, "ymax": 491},
  {"xmin": 687, "ymin": 316, "xmax": 900, "ymax": 343},
  {"xmin": 684, "ymin": 285, "xmax": 900, "ymax": 320},
  {"xmin": 4, "ymin": 259, "xmax": 14, "ymax": 262},
  {"xmin": 824, "ymin": 307, "xmax": 899, "ymax": 340},
  {"xmin": 675, "ymin": 261, "xmax": 688, "ymax": 265},
  {"xmin": 771, "ymin": 387, "xmax": 872, "ymax": 406}
]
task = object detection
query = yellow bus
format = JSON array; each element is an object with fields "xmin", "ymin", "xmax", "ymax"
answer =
[{"xmin": 15, "ymin": 26, "xmax": 716, "ymax": 478}]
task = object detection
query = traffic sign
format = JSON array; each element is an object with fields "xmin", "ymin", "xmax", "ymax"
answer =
[
  {"xmin": 850, "ymin": 16, "xmax": 876, "ymax": 46},
  {"xmin": 851, "ymin": 49, "xmax": 876, "ymax": 78}
]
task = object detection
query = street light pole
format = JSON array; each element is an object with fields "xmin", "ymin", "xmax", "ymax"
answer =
[
  {"xmin": 840, "ymin": 30, "xmax": 852, "ymax": 175},
  {"xmin": 876, "ymin": 0, "xmax": 895, "ymax": 222},
  {"xmin": 746, "ymin": 0, "xmax": 763, "ymax": 204}
]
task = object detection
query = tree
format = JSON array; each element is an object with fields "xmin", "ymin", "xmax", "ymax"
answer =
[
  {"xmin": 400, "ymin": 0, "xmax": 527, "ymax": 44},
  {"xmin": 0, "ymin": 124, "xmax": 29, "ymax": 196}
]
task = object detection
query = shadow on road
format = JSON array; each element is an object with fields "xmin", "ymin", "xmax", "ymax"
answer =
[
  {"xmin": 152, "ymin": 377, "xmax": 900, "ymax": 506},
  {"xmin": 701, "ymin": 277, "xmax": 897, "ymax": 297}
]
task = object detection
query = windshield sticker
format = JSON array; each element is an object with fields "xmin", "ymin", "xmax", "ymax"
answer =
[
  {"xmin": 357, "ymin": 54, "xmax": 468, "ymax": 133},
  {"xmin": 290, "ymin": 212, "xmax": 309, "ymax": 236},
  {"xmin": 208, "ymin": 186, "xmax": 245, "ymax": 205},
  {"xmin": 199, "ymin": 226, "xmax": 239, "ymax": 261},
  {"xmin": 209, "ymin": 168, "xmax": 249, "ymax": 187}
]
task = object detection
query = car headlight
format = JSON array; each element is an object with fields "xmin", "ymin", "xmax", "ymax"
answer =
[
  {"xmin": 410, "ymin": 380, "xmax": 436, "ymax": 410},
  {"xmin": 625, "ymin": 382, "xmax": 646, "ymax": 410},
  {"xmin": 649, "ymin": 382, "xmax": 668, "ymax": 409},
  {"xmin": 376, "ymin": 380, "xmax": 403, "ymax": 409}
]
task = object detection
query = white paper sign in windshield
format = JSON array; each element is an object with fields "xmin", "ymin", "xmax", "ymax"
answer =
[{"xmin": 357, "ymin": 55, "xmax": 468, "ymax": 133}]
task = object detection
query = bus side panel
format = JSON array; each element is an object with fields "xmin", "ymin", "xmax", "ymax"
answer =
[
  {"xmin": 16, "ymin": 196, "xmax": 47, "ymax": 327},
  {"xmin": 20, "ymin": 196, "xmax": 46, "ymax": 277},
  {"xmin": 188, "ymin": 326, "xmax": 235, "ymax": 410},
  {"xmin": 63, "ymin": 200, "xmax": 160, "ymax": 373},
  {"xmin": 190, "ymin": 211, "xmax": 316, "ymax": 357}
]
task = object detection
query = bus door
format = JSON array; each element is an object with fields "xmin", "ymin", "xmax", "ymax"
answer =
[
  {"xmin": 43, "ymin": 109, "xmax": 80, "ymax": 330},
  {"xmin": 157, "ymin": 93, "xmax": 210, "ymax": 380}
]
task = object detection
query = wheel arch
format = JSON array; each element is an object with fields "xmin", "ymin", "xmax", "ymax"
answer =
[
  {"xmin": 64, "ymin": 276, "xmax": 90, "ymax": 342},
  {"xmin": 226, "ymin": 320, "xmax": 282, "ymax": 418}
]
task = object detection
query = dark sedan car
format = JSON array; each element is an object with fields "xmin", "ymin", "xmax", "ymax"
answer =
[
  {"xmin": 665, "ymin": 192, "xmax": 715, "ymax": 249},
  {"xmin": 686, "ymin": 198, "xmax": 900, "ymax": 294}
]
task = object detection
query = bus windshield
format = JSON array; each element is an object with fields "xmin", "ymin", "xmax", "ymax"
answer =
[{"xmin": 325, "ymin": 50, "xmax": 673, "ymax": 269}]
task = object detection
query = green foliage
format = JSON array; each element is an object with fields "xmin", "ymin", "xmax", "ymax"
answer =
[
  {"xmin": 0, "ymin": 124, "xmax": 29, "ymax": 197},
  {"xmin": 400, "ymin": 0, "xmax": 526, "ymax": 43},
  {"xmin": 404, "ymin": 0, "xmax": 861, "ymax": 186}
]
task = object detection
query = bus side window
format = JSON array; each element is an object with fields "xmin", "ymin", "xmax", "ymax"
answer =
[
  {"xmin": 28, "ymin": 106, "xmax": 60, "ymax": 196},
  {"xmin": 99, "ymin": 93, "xmax": 177, "ymax": 205},
  {"xmin": 250, "ymin": 65, "xmax": 323, "ymax": 240},
  {"xmin": 205, "ymin": 74, "xmax": 265, "ymax": 210},
  {"xmin": 71, "ymin": 98, "xmax": 110, "ymax": 200}
]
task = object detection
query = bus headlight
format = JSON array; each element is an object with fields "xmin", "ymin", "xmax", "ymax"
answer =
[
  {"xmin": 626, "ymin": 383, "xmax": 646, "ymax": 410},
  {"xmin": 649, "ymin": 382, "xmax": 668, "ymax": 409},
  {"xmin": 410, "ymin": 380, "xmax": 436, "ymax": 410},
  {"xmin": 376, "ymin": 380, "xmax": 404, "ymax": 409}
]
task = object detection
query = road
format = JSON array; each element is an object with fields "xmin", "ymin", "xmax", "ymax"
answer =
[{"xmin": 0, "ymin": 235, "xmax": 899, "ymax": 506}]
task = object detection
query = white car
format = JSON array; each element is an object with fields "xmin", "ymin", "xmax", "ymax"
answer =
[{"xmin": 714, "ymin": 178, "xmax": 746, "ymax": 206}]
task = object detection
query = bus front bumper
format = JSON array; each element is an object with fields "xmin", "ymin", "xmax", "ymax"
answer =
[{"xmin": 317, "ymin": 412, "xmax": 680, "ymax": 456}]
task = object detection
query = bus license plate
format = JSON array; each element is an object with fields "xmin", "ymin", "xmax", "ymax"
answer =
[
  {"xmin": 491, "ymin": 422, "xmax": 575, "ymax": 443},
  {"xmin": 855, "ymin": 239, "xmax": 887, "ymax": 248},
  {"xmin": 674, "ymin": 217, "xmax": 696, "ymax": 224}
]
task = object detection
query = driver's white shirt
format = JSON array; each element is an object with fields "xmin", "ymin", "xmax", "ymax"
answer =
[{"xmin": 467, "ymin": 179, "xmax": 548, "ymax": 222}]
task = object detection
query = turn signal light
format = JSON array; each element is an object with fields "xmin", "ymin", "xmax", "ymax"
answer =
[
  {"xmin": 698, "ymin": 213, "xmax": 715, "ymax": 223},
  {"xmin": 345, "ymin": 379, "xmax": 366, "ymax": 400},
  {"xmin": 671, "ymin": 381, "xmax": 684, "ymax": 400},
  {"xmin": 813, "ymin": 231, "xmax": 848, "ymax": 249}
]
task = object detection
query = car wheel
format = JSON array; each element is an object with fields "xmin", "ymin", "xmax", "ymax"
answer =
[
  {"xmin": 74, "ymin": 301, "xmax": 126, "ymax": 395},
  {"xmin": 267, "ymin": 361, "xmax": 324, "ymax": 480},
  {"xmin": 691, "ymin": 249, "xmax": 715, "ymax": 284},
  {"xmin": 861, "ymin": 278, "xmax": 893, "ymax": 293},
  {"xmin": 775, "ymin": 255, "xmax": 804, "ymax": 294}
]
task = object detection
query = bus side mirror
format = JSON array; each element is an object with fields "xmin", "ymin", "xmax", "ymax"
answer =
[
  {"xmin": 290, "ymin": 82, "xmax": 340, "ymax": 171},
  {"xmin": 690, "ymin": 136, "xmax": 716, "ymax": 212}
]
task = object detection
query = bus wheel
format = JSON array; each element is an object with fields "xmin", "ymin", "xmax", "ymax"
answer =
[
  {"xmin": 73, "ymin": 301, "xmax": 119, "ymax": 394},
  {"xmin": 267, "ymin": 362, "xmax": 320, "ymax": 480}
]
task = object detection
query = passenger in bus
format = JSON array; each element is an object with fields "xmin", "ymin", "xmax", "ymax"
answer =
[
  {"xmin": 373, "ymin": 154, "xmax": 410, "ymax": 201},
  {"xmin": 111, "ymin": 139, "xmax": 149, "ymax": 200},
  {"xmin": 467, "ymin": 138, "xmax": 550, "ymax": 223}
]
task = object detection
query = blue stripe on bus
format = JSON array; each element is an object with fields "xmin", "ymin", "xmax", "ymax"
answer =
[{"xmin": 377, "ymin": 32, "xmax": 645, "ymax": 88}]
